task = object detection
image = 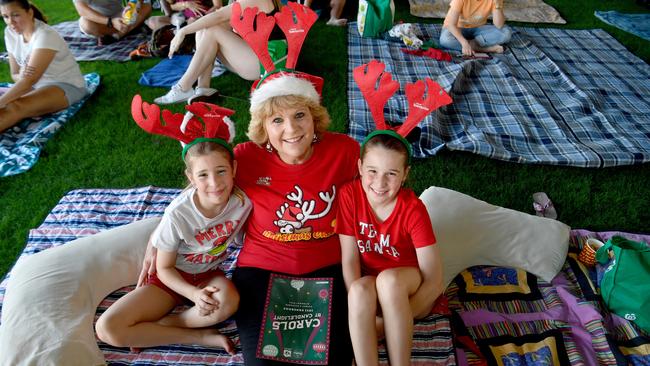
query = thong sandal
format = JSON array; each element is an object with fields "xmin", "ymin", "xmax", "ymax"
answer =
[{"xmin": 532, "ymin": 192, "xmax": 557, "ymax": 219}]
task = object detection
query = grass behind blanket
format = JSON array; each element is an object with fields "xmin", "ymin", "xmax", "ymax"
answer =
[{"xmin": 0, "ymin": 0, "xmax": 649, "ymax": 277}]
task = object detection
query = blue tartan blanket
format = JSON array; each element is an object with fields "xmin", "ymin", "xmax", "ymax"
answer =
[
  {"xmin": 0, "ymin": 187, "xmax": 455, "ymax": 365},
  {"xmin": 0, "ymin": 73, "xmax": 100, "ymax": 177},
  {"xmin": 347, "ymin": 23, "xmax": 650, "ymax": 167},
  {"xmin": 1, "ymin": 21, "xmax": 150, "ymax": 62}
]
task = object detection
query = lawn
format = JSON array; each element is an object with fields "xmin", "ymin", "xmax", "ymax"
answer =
[{"xmin": 0, "ymin": 0, "xmax": 649, "ymax": 278}]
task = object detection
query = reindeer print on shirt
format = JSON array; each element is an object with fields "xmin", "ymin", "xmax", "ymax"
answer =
[{"xmin": 263, "ymin": 185, "xmax": 338, "ymax": 242}]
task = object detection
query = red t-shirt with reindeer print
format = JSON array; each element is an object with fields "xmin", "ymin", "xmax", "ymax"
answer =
[{"xmin": 234, "ymin": 132, "xmax": 359, "ymax": 275}]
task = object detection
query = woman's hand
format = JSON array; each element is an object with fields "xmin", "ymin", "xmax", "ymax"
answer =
[
  {"xmin": 168, "ymin": 27, "xmax": 187, "ymax": 58},
  {"xmin": 193, "ymin": 285, "xmax": 221, "ymax": 315},
  {"xmin": 137, "ymin": 240, "xmax": 158, "ymax": 288},
  {"xmin": 461, "ymin": 40, "xmax": 474, "ymax": 56}
]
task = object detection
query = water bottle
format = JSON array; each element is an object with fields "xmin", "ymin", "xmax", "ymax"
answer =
[{"xmin": 122, "ymin": 0, "xmax": 140, "ymax": 25}]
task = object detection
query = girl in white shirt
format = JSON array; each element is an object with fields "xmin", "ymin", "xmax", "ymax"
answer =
[{"xmin": 0, "ymin": 0, "xmax": 87, "ymax": 132}]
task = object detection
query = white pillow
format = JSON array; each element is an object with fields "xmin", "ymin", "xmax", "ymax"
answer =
[
  {"xmin": 0, "ymin": 217, "xmax": 160, "ymax": 366},
  {"xmin": 419, "ymin": 187, "xmax": 570, "ymax": 288}
]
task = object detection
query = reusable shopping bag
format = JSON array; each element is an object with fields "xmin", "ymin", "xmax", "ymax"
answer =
[
  {"xmin": 357, "ymin": 0, "xmax": 395, "ymax": 38},
  {"xmin": 596, "ymin": 236, "xmax": 650, "ymax": 333}
]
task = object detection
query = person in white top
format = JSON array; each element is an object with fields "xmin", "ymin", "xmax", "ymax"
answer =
[
  {"xmin": 0, "ymin": 0, "xmax": 87, "ymax": 132},
  {"xmin": 96, "ymin": 104, "xmax": 251, "ymax": 353}
]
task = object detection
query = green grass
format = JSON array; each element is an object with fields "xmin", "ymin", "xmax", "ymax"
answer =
[{"xmin": 1, "ymin": 0, "xmax": 649, "ymax": 278}]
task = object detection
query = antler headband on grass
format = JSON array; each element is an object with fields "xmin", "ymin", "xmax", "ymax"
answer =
[
  {"xmin": 131, "ymin": 94, "xmax": 236, "ymax": 159},
  {"xmin": 230, "ymin": 1, "xmax": 323, "ymax": 110},
  {"xmin": 354, "ymin": 60, "xmax": 453, "ymax": 161}
]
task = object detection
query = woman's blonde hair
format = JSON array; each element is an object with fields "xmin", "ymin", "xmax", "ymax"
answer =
[{"xmin": 247, "ymin": 94, "xmax": 330, "ymax": 146}]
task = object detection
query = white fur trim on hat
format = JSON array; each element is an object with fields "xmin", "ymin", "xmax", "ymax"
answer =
[{"xmin": 250, "ymin": 74, "xmax": 320, "ymax": 111}]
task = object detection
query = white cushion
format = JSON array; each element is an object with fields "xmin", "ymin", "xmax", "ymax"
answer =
[
  {"xmin": 0, "ymin": 217, "xmax": 160, "ymax": 366},
  {"xmin": 419, "ymin": 187, "xmax": 570, "ymax": 288}
]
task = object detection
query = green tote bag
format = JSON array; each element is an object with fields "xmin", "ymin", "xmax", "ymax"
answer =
[
  {"xmin": 357, "ymin": 0, "xmax": 395, "ymax": 38},
  {"xmin": 596, "ymin": 236, "xmax": 650, "ymax": 333}
]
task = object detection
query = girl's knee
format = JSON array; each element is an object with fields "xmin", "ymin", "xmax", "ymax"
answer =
[
  {"xmin": 439, "ymin": 29, "xmax": 461, "ymax": 51},
  {"xmin": 95, "ymin": 313, "xmax": 127, "ymax": 347}
]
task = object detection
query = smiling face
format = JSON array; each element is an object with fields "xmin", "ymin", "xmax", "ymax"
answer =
[
  {"xmin": 264, "ymin": 105, "xmax": 316, "ymax": 165},
  {"xmin": 358, "ymin": 144, "xmax": 410, "ymax": 210},
  {"xmin": 1, "ymin": 2, "xmax": 33, "ymax": 35},
  {"xmin": 185, "ymin": 149, "xmax": 236, "ymax": 218}
]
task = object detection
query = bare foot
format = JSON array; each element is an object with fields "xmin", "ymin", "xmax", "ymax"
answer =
[
  {"xmin": 326, "ymin": 17, "xmax": 348, "ymax": 26},
  {"xmin": 482, "ymin": 44, "xmax": 504, "ymax": 53},
  {"xmin": 202, "ymin": 329, "xmax": 236, "ymax": 355}
]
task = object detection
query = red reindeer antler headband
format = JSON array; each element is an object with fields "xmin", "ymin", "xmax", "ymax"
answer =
[
  {"xmin": 230, "ymin": 2, "xmax": 323, "ymax": 111},
  {"xmin": 131, "ymin": 94, "xmax": 236, "ymax": 158},
  {"xmin": 354, "ymin": 60, "xmax": 453, "ymax": 161}
]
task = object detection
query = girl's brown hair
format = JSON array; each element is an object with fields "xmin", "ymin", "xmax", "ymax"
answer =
[{"xmin": 360, "ymin": 133, "xmax": 410, "ymax": 169}]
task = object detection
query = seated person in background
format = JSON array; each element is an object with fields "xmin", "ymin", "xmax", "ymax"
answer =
[
  {"xmin": 146, "ymin": 0, "xmax": 221, "ymax": 32},
  {"xmin": 153, "ymin": 0, "xmax": 279, "ymax": 105},
  {"xmin": 73, "ymin": 0, "xmax": 153, "ymax": 45},
  {"xmin": 440, "ymin": 0, "xmax": 511, "ymax": 56},
  {"xmin": 305, "ymin": 0, "xmax": 347, "ymax": 26},
  {"xmin": 0, "ymin": 0, "xmax": 87, "ymax": 132}
]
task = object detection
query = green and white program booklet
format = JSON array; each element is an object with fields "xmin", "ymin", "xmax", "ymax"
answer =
[{"xmin": 256, "ymin": 274, "xmax": 333, "ymax": 364}]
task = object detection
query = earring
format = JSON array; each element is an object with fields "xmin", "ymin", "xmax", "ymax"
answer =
[
  {"xmin": 265, "ymin": 141, "xmax": 273, "ymax": 153},
  {"xmin": 312, "ymin": 134, "xmax": 318, "ymax": 144}
]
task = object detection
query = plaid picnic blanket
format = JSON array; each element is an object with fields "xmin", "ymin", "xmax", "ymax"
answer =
[
  {"xmin": 0, "ymin": 186, "xmax": 455, "ymax": 365},
  {"xmin": 347, "ymin": 23, "xmax": 650, "ymax": 167},
  {"xmin": 0, "ymin": 20, "xmax": 150, "ymax": 62},
  {"xmin": 0, "ymin": 73, "xmax": 100, "ymax": 177}
]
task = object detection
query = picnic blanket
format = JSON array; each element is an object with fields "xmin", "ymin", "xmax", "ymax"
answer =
[
  {"xmin": 408, "ymin": 0, "xmax": 566, "ymax": 24},
  {"xmin": 0, "ymin": 187, "xmax": 455, "ymax": 365},
  {"xmin": 138, "ymin": 55, "xmax": 227, "ymax": 87},
  {"xmin": 450, "ymin": 230, "xmax": 650, "ymax": 366},
  {"xmin": 0, "ymin": 73, "xmax": 100, "ymax": 177},
  {"xmin": 347, "ymin": 23, "xmax": 650, "ymax": 167},
  {"xmin": 0, "ymin": 21, "xmax": 150, "ymax": 62},
  {"xmin": 594, "ymin": 11, "xmax": 650, "ymax": 42}
]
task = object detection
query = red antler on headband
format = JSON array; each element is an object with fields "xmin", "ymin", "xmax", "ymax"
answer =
[
  {"xmin": 230, "ymin": 2, "xmax": 276, "ymax": 73},
  {"xmin": 353, "ymin": 60, "xmax": 399, "ymax": 131},
  {"xmin": 398, "ymin": 78, "xmax": 452, "ymax": 137},
  {"xmin": 354, "ymin": 60, "xmax": 452, "ymax": 137},
  {"xmin": 131, "ymin": 95, "xmax": 235, "ymax": 143},
  {"xmin": 274, "ymin": 1, "xmax": 318, "ymax": 69}
]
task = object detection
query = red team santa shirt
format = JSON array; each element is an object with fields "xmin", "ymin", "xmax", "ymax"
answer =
[
  {"xmin": 234, "ymin": 132, "xmax": 359, "ymax": 275},
  {"xmin": 335, "ymin": 179, "xmax": 436, "ymax": 276}
]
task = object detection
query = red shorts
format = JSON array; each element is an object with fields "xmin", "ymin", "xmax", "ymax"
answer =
[{"xmin": 147, "ymin": 267, "xmax": 224, "ymax": 305}]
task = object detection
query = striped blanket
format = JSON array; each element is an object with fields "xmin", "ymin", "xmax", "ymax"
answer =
[
  {"xmin": 0, "ymin": 187, "xmax": 454, "ymax": 365},
  {"xmin": 1, "ymin": 21, "xmax": 150, "ymax": 62},
  {"xmin": 0, "ymin": 73, "xmax": 101, "ymax": 177},
  {"xmin": 347, "ymin": 23, "xmax": 650, "ymax": 167}
]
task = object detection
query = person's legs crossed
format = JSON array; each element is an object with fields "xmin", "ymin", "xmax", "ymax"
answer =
[
  {"xmin": 471, "ymin": 24, "xmax": 512, "ymax": 52},
  {"xmin": 0, "ymin": 86, "xmax": 68, "ymax": 132},
  {"xmin": 439, "ymin": 27, "xmax": 463, "ymax": 51}
]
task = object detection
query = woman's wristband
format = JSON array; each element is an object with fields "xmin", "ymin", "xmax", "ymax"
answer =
[{"xmin": 107, "ymin": 17, "xmax": 113, "ymax": 28}]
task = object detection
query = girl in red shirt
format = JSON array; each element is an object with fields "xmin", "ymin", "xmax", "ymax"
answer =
[{"xmin": 336, "ymin": 130, "xmax": 444, "ymax": 366}]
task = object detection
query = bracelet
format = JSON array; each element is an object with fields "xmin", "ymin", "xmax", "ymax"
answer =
[{"xmin": 107, "ymin": 17, "xmax": 113, "ymax": 28}]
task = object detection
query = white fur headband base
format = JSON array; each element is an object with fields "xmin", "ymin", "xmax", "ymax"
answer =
[{"xmin": 250, "ymin": 75, "xmax": 320, "ymax": 111}]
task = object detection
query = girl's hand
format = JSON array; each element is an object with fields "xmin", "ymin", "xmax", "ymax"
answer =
[
  {"xmin": 137, "ymin": 242, "xmax": 157, "ymax": 288},
  {"xmin": 194, "ymin": 286, "xmax": 221, "ymax": 315},
  {"xmin": 168, "ymin": 28, "xmax": 187, "ymax": 58},
  {"xmin": 184, "ymin": 1, "xmax": 208, "ymax": 18}
]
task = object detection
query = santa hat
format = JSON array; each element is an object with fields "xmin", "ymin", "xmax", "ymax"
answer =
[
  {"xmin": 229, "ymin": 1, "xmax": 322, "ymax": 112},
  {"xmin": 131, "ymin": 94, "xmax": 236, "ymax": 159},
  {"xmin": 354, "ymin": 60, "xmax": 453, "ymax": 162}
]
